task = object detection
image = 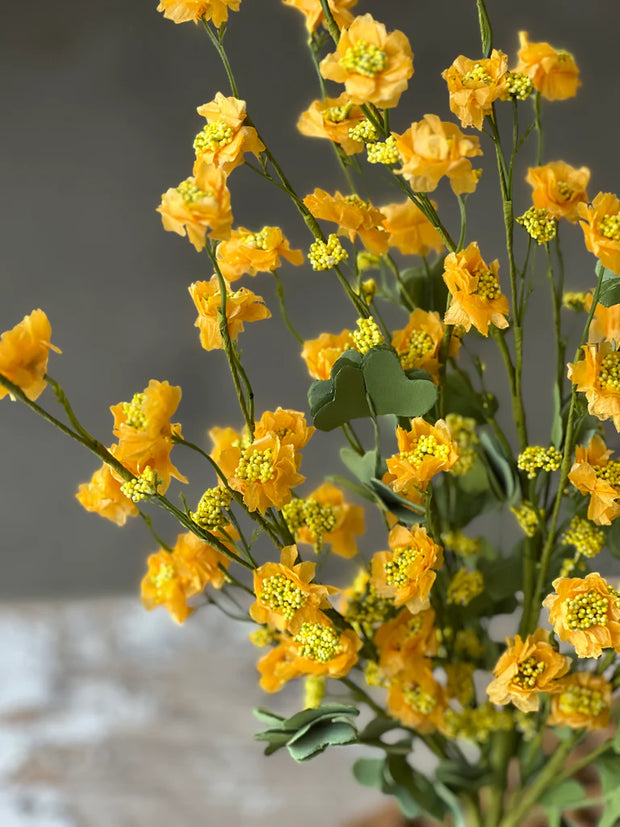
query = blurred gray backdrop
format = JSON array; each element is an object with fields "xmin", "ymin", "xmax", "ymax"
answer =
[{"xmin": 2, "ymin": 0, "xmax": 619, "ymax": 597}]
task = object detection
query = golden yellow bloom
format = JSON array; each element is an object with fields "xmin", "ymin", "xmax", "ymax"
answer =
[
  {"xmin": 111, "ymin": 380, "xmax": 187, "ymax": 492},
  {"xmin": 585, "ymin": 293, "xmax": 620, "ymax": 344},
  {"xmin": 215, "ymin": 226, "xmax": 303, "ymax": 281},
  {"xmin": 297, "ymin": 95, "xmax": 366, "ymax": 155},
  {"xmin": 303, "ymin": 189, "xmax": 389, "ymax": 254},
  {"xmin": 282, "ymin": 0, "xmax": 357, "ymax": 33},
  {"xmin": 250, "ymin": 545, "xmax": 336, "ymax": 631},
  {"xmin": 384, "ymin": 418, "xmax": 460, "ymax": 500},
  {"xmin": 193, "ymin": 94, "xmax": 264, "ymax": 175},
  {"xmin": 0, "ymin": 310, "xmax": 60, "ymax": 402},
  {"xmin": 578, "ymin": 192, "xmax": 620, "ymax": 276},
  {"xmin": 516, "ymin": 207, "xmax": 557, "ymax": 245},
  {"xmin": 486, "ymin": 628, "xmax": 570, "ymax": 713},
  {"xmin": 283, "ymin": 482, "xmax": 365, "ymax": 558},
  {"xmin": 319, "ymin": 14, "xmax": 413, "ymax": 109},
  {"xmin": 254, "ymin": 407, "xmax": 315, "ymax": 454},
  {"xmin": 548, "ymin": 672, "xmax": 612, "ymax": 731},
  {"xmin": 188, "ymin": 275, "xmax": 271, "ymax": 351},
  {"xmin": 442, "ymin": 50, "xmax": 509, "ymax": 130},
  {"xmin": 443, "ymin": 242, "xmax": 509, "ymax": 336},
  {"xmin": 157, "ymin": 0, "xmax": 240, "ymax": 25},
  {"xmin": 568, "ymin": 435, "xmax": 620, "ymax": 525},
  {"xmin": 75, "ymin": 458, "xmax": 139, "ymax": 526},
  {"xmin": 301, "ymin": 330, "xmax": 353, "ymax": 380},
  {"xmin": 140, "ymin": 530, "xmax": 233, "ymax": 624},
  {"xmin": 525, "ymin": 161, "xmax": 590, "ymax": 223},
  {"xmin": 516, "ymin": 31, "xmax": 581, "ymax": 101},
  {"xmin": 387, "ymin": 659, "xmax": 447, "ymax": 733},
  {"xmin": 568, "ymin": 341, "xmax": 620, "ymax": 430},
  {"xmin": 374, "ymin": 607, "xmax": 437, "ymax": 677},
  {"xmin": 395, "ymin": 115, "xmax": 482, "ymax": 195},
  {"xmin": 446, "ymin": 568, "xmax": 484, "ymax": 606},
  {"xmin": 157, "ymin": 164, "xmax": 232, "ymax": 251},
  {"xmin": 391, "ymin": 309, "xmax": 460, "ymax": 382},
  {"xmin": 208, "ymin": 424, "xmax": 245, "ymax": 477},
  {"xmin": 371, "ymin": 524, "xmax": 443, "ymax": 613},
  {"xmin": 380, "ymin": 199, "xmax": 443, "ymax": 258},
  {"xmin": 544, "ymin": 573, "xmax": 620, "ymax": 658}
]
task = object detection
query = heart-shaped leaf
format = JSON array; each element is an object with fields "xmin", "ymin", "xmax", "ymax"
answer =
[
  {"xmin": 308, "ymin": 351, "xmax": 370, "ymax": 431},
  {"xmin": 363, "ymin": 347, "xmax": 437, "ymax": 418}
]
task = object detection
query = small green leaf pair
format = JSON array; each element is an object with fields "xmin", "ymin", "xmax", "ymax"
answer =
[{"xmin": 253, "ymin": 703, "xmax": 359, "ymax": 762}]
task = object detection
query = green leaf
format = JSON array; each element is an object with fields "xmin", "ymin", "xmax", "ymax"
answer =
[
  {"xmin": 597, "ymin": 264, "xmax": 620, "ymax": 308},
  {"xmin": 254, "ymin": 703, "xmax": 359, "ymax": 759},
  {"xmin": 326, "ymin": 473, "xmax": 378, "ymax": 503},
  {"xmin": 479, "ymin": 431, "xmax": 518, "ymax": 503},
  {"xmin": 551, "ymin": 384, "xmax": 563, "ymax": 448},
  {"xmin": 398, "ymin": 257, "xmax": 448, "ymax": 312},
  {"xmin": 340, "ymin": 448, "xmax": 379, "ymax": 486},
  {"xmin": 476, "ymin": 0, "xmax": 493, "ymax": 57},
  {"xmin": 478, "ymin": 550, "xmax": 524, "ymax": 602},
  {"xmin": 252, "ymin": 707, "xmax": 285, "ymax": 725},
  {"xmin": 287, "ymin": 719, "xmax": 358, "ymax": 762},
  {"xmin": 352, "ymin": 757, "xmax": 386, "ymax": 789},
  {"xmin": 360, "ymin": 717, "xmax": 402, "ymax": 742},
  {"xmin": 308, "ymin": 351, "xmax": 370, "ymax": 431},
  {"xmin": 363, "ymin": 347, "xmax": 437, "ymax": 418},
  {"xmin": 368, "ymin": 478, "xmax": 426, "ymax": 521},
  {"xmin": 436, "ymin": 760, "xmax": 492, "ymax": 791},
  {"xmin": 386, "ymin": 756, "xmax": 446, "ymax": 821}
]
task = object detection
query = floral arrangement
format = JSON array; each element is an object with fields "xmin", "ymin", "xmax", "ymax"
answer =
[{"xmin": 4, "ymin": 0, "xmax": 620, "ymax": 824}]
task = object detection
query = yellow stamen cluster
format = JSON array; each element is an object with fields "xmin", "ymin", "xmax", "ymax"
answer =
[
  {"xmin": 517, "ymin": 445, "xmax": 562, "ymax": 478},
  {"xmin": 242, "ymin": 228, "xmax": 270, "ymax": 249},
  {"xmin": 454, "ymin": 628, "xmax": 484, "ymax": 660},
  {"xmin": 191, "ymin": 486, "xmax": 232, "ymax": 530},
  {"xmin": 444, "ymin": 704, "xmax": 513, "ymax": 743},
  {"xmin": 344, "ymin": 194, "xmax": 370, "ymax": 209},
  {"xmin": 557, "ymin": 685, "xmax": 606, "ymax": 717},
  {"xmin": 510, "ymin": 502, "xmax": 542, "ymax": 537},
  {"xmin": 598, "ymin": 352, "xmax": 620, "ymax": 391},
  {"xmin": 562, "ymin": 291, "xmax": 588, "ymax": 311},
  {"xmin": 366, "ymin": 136, "xmax": 401, "ymax": 165},
  {"xmin": 364, "ymin": 660, "xmax": 389, "ymax": 688},
  {"xmin": 384, "ymin": 545, "xmax": 420, "ymax": 588},
  {"xmin": 122, "ymin": 392, "xmax": 146, "ymax": 429},
  {"xmin": 562, "ymin": 516, "xmax": 605, "ymax": 558},
  {"xmin": 446, "ymin": 413, "xmax": 479, "ymax": 476},
  {"xmin": 260, "ymin": 573, "xmax": 308, "ymax": 620},
  {"xmin": 294, "ymin": 622, "xmax": 342, "ymax": 662},
  {"xmin": 565, "ymin": 590, "xmax": 608, "ymax": 630},
  {"xmin": 282, "ymin": 497, "xmax": 337, "ymax": 549},
  {"xmin": 351, "ymin": 317, "xmax": 384, "ymax": 353},
  {"xmin": 193, "ymin": 121, "xmax": 234, "ymax": 155},
  {"xmin": 176, "ymin": 178, "xmax": 211, "ymax": 204},
  {"xmin": 348, "ymin": 119, "xmax": 378, "ymax": 144},
  {"xmin": 400, "ymin": 434, "xmax": 450, "ymax": 467},
  {"xmin": 120, "ymin": 466, "xmax": 160, "ymax": 502},
  {"xmin": 446, "ymin": 569, "xmax": 484, "ymax": 606},
  {"xmin": 235, "ymin": 448, "xmax": 275, "ymax": 482},
  {"xmin": 402, "ymin": 684, "xmax": 437, "ymax": 714},
  {"xmin": 559, "ymin": 556, "xmax": 586, "ymax": 578},
  {"xmin": 322, "ymin": 103, "xmax": 353, "ymax": 123},
  {"xmin": 360, "ymin": 278, "xmax": 378, "ymax": 304},
  {"xmin": 304, "ymin": 675, "xmax": 326, "ymax": 709},
  {"xmin": 474, "ymin": 268, "xmax": 502, "ymax": 300},
  {"xmin": 598, "ymin": 214, "xmax": 620, "ymax": 242},
  {"xmin": 343, "ymin": 576, "xmax": 393, "ymax": 635},
  {"xmin": 556, "ymin": 180, "xmax": 574, "ymax": 201},
  {"xmin": 249, "ymin": 626, "xmax": 277, "ymax": 647},
  {"xmin": 517, "ymin": 207, "xmax": 557, "ymax": 244},
  {"xmin": 400, "ymin": 330, "xmax": 435, "ymax": 371},
  {"xmin": 308, "ymin": 234, "xmax": 348, "ymax": 270},
  {"xmin": 151, "ymin": 559, "xmax": 175, "ymax": 593},
  {"xmin": 512, "ymin": 656, "xmax": 546, "ymax": 689},
  {"xmin": 504, "ymin": 71, "xmax": 533, "ymax": 100},
  {"xmin": 339, "ymin": 40, "xmax": 388, "ymax": 78},
  {"xmin": 442, "ymin": 530, "xmax": 481, "ymax": 556},
  {"xmin": 594, "ymin": 460, "xmax": 620, "ymax": 488},
  {"xmin": 461, "ymin": 63, "xmax": 492, "ymax": 86}
]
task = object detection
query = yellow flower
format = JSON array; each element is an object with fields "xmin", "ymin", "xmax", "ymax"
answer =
[
  {"xmin": 319, "ymin": 14, "xmax": 413, "ymax": 109},
  {"xmin": 297, "ymin": 94, "xmax": 366, "ymax": 155},
  {"xmin": 282, "ymin": 0, "xmax": 357, "ymax": 33},
  {"xmin": 486, "ymin": 628, "xmax": 570, "ymax": 713},
  {"xmin": 208, "ymin": 424, "xmax": 246, "ymax": 478},
  {"xmin": 371, "ymin": 524, "xmax": 443, "ymax": 613},
  {"xmin": 283, "ymin": 482, "xmax": 365, "ymax": 558},
  {"xmin": 578, "ymin": 192, "xmax": 620, "ymax": 276},
  {"xmin": 193, "ymin": 94, "xmax": 264, "ymax": 175},
  {"xmin": 301, "ymin": 330, "xmax": 353, "ymax": 380},
  {"xmin": 303, "ymin": 189, "xmax": 389, "ymax": 254},
  {"xmin": 157, "ymin": 164, "xmax": 232, "ymax": 252},
  {"xmin": 254, "ymin": 407, "xmax": 315, "ymax": 454},
  {"xmin": 380, "ymin": 199, "xmax": 444, "ymax": 258},
  {"xmin": 0, "ymin": 310, "xmax": 60, "ymax": 402},
  {"xmin": 157, "ymin": 0, "xmax": 240, "ymax": 26},
  {"xmin": 384, "ymin": 417, "xmax": 460, "ymax": 500},
  {"xmin": 215, "ymin": 226, "xmax": 303, "ymax": 281},
  {"xmin": 568, "ymin": 435, "xmax": 620, "ymax": 525},
  {"xmin": 543, "ymin": 573, "xmax": 620, "ymax": 658},
  {"xmin": 516, "ymin": 31, "xmax": 581, "ymax": 101},
  {"xmin": 140, "ymin": 530, "xmax": 233, "ymax": 624},
  {"xmin": 391, "ymin": 309, "xmax": 460, "ymax": 382},
  {"xmin": 548, "ymin": 672, "xmax": 612, "ymax": 731},
  {"xmin": 75, "ymin": 458, "xmax": 139, "ymax": 526},
  {"xmin": 188, "ymin": 275, "xmax": 271, "ymax": 351},
  {"xmin": 111, "ymin": 380, "xmax": 187, "ymax": 492},
  {"xmin": 387, "ymin": 659, "xmax": 447, "ymax": 733},
  {"xmin": 443, "ymin": 242, "xmax": 509, "ymax": 336},
  {"xmin": 374, "ymin": 607, "xmax": 438, "ymax": 677},
  {"xmin": 442, "ymin": 50, "xmax": 509, "ymax": 131},
  {"xmin": 250, "ymin": 545, "xmax": 336, "ymax": 631},
  {"xmin": 568, "ymin": 341, "xmax": 620, "ymax": 431},
  {"xmin": 395, "ymin": 115, "xmax": 482, "ymax": 195},
  {"xmin": 525, "ymin": 161, "xmax": 590, "ymax": 223}
]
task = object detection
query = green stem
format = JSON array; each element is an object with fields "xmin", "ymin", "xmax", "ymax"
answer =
[
  {"xmin": 201, "ymin": 19, "xmax": 239, "ymax": 97},
  {"xmin": 318, "ymin": 0, "xmax": 340, "ymax": 44},
  {"xmin": 484, "ymin": 730, "xmax": 514, "ymax": 827},
  {"xmin": 273, "ymin": 271, "xmax": 304, "ymax": 344},
  {"xmin": 139, "ymin": 512, "xmax": 173, "ymax": 552}
]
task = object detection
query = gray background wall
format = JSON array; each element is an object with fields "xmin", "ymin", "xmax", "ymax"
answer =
[{"xmin": 2, "ymin": 0, "xmax": 619, "ymax": 597}]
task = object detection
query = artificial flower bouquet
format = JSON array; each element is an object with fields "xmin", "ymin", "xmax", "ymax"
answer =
[{"xmin": 3, "ymin": 0, "xmax": 620, "ymax": 824}]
